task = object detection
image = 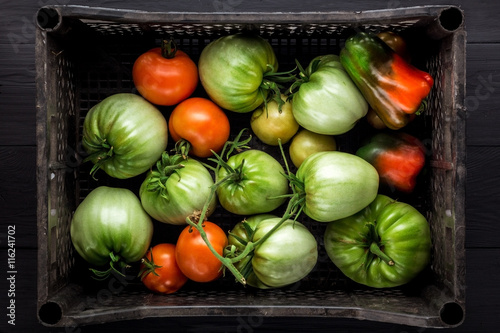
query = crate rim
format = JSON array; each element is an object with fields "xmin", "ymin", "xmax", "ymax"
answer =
[{"xmin": 36, "ymin": 4, "xmax": 465, "ymax": 36}]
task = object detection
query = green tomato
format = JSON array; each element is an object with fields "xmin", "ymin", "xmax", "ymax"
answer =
[
  {"xmin": 324, "ymin": 194, "xmax": 432, "ymax": 288},
  {"xmin": 289, "ymin": 129, "xmax": 337, "ymax": 168},
  {"xmin": 225, "ymin": 214, "xmax": 279, "ymax": 285},
  {"xmin": 70, "ymin": 186, "xmax": 154, "ymax": 273},
  {"xmin": 250, "ymin": 95, "xmax": 299, "ymax": 145},
  {"xmin": 82, "ymin": 93, "xmax": 168, "ymax": 179},
  {"xmin": 198, "ymin": 33, "xmax": 278, "ymax": 113},
  {"xmin": 216, "ymin": 150, "xmax": 289, "ymax": 215},
  {"xmin": 227, "ymin": 214, "xmax": 278, "ymax": 252},
  {"xmin": 295, "ymin": 151, "xmax": 379, "ymax": 222},
  {"xmin": 139, "ymin": 153, "xmax": 217, "ymax": 225},
  {"xmin": 292, "ymin": 55, "xmax": 368, "ymax": 135},
  {"xmin": 229, "ymin": 217, "xmax": 318, "ymax": 289}
]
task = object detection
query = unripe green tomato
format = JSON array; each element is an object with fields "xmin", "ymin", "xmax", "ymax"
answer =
[
  {"xmin": 289, "ymin": 129, "xmax": 337, "ymax": 168},
  {"xmin": 250, "ymin": 95, "xmax": 299, "ymax": 146}
]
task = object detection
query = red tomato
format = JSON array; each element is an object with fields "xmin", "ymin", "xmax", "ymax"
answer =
[
  {"xmin": 169, "ymin": 97, "xmax": 231, "ymax": 158},
  {"xmin": 132, "ymin": 40, "xmax": 198, "ymax": 106},
  {"xmin": 175, "ymin": 221, "xmax": 228, "ymax": 283},
  {"xmin": 139, "ymin": 243, "xmax": 188, "ymax": 294}
]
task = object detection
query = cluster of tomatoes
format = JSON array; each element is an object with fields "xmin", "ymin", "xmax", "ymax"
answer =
[
  {"xmin": 72, "ymin": 30, "xmax": 433, "ymax": 295},
  {"xmin": 128, "ymin": 38, "xmax": 315, "ymax": 294}
]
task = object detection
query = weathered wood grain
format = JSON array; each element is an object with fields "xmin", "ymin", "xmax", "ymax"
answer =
[
  {"xmin": 466, "ymin": 44, "xmax": 500, "ymax": 146},
  {"xmin": 0, "ymin": 85, "xmax": 36, "ymax": 146},
  {"xmin": 0, "ymin": 147, "xmax": 37, "ymax": 249},
  {"xmin": 465, "ymin": 146, "xmax": 500, "ymax": 248},
  {"xmin": 0, "ymin": 43, "xmax": 36, "ymax": 86}
]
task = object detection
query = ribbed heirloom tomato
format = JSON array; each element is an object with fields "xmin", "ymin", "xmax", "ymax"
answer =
[
  {"xmin": 198, "ymin": 33, "xmax": 279, "ymax": 113},
  {"xmin": 139, "ymin": 244, "xmax": 188, "ymax": 294},
  {"xmin": 175, "ymin": 221, "xmax": 228, "ymax": 283},
  {"xmin": 169, "ymin": 97, "xmax": 230, "ymax": 158},
  {"xmin": 132, "ymin": 40, "xmax": 198, "ymax": 106}
]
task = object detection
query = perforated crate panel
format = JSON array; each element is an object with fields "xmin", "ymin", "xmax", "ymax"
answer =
[{"xmin": 35, "ymin": 5, "xmax": 466, "ymax": 328}]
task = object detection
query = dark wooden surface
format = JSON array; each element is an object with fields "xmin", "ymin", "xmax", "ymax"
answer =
[{"xmin": 1, "ymin": 0, "xmax": 500, "ymax": 332}]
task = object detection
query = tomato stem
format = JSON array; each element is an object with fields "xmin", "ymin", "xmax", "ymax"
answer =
[
  {"xmin": 369, "ymin": 242, "xmax": 395, "ymax": 266},
  {"xmin": 161, "ymin": 39, "xmax": 177, "ymax": 59},
  {"xmin": 185, "ymin": 211, "xmax": 247, "ymax": 285},
  {"xmin": 184, "ymin": 134, "xmax": 301, "ymax": 286},
  {"xmin": 185, "ymin": 168, "xmax": 248, "ymax": 285},
  {"xmin": 364, "ymin": 222, "xmax": 394, "ymax": 265}
]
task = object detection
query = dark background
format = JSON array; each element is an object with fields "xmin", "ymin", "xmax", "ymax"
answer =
[{"xmin": 1, "ymin": 0, "xmax": 499, "ymax": 332}]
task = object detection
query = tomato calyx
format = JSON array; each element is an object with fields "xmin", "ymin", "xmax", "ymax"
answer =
[
  {"xmin": 225, "ymin": 221, "xmax": 258, "ymax": 280},
  {"xmin": 82, "ymin": 136, "xmax": 115, "ymax": 180},
  {"xmin": 260, "ymin": 64, "xmax": 297, "ymax": 111},
  {"xmin": 138, "ymin": 249, "xmax": 162, "ymax": 280},
  {"xmin": 205, "ymin": 128, "xmax": 252, "ymax": 171},
  {"xmin": 288, "ymin": 58, "xmax": 319, "ymax": 99},
  {"xmin": 160, "ymin": 39, "xmax": 178, "ymax": 59},
  {"xmin": 174, "ymin": 139, "xmax": 192, "ymax": 159},
  {"xmin": 145, "ymin": 151, "xmax": 186, "ymax": 200},
  {"xmin": 89, "ymin": 252, "xmax": 129, "ymax": 280}
]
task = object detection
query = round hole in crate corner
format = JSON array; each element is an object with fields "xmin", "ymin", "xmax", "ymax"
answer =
[
  {"xmin": 438, "ymin": 7, "xmax": 464, "ymax": 32},
  {"xmin": 38, "ymin": 301, "xmax": 62, "ymax": 326},
  {"xmin": 439, "ymin": 301, "xmax": 465, "ymax": 326},
  {"xmin": 36, "ymin": 7, "xmax": 61, "ymax": 31}
]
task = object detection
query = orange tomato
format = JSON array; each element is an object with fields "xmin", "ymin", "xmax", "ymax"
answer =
[
  {"xmin": 132, "ymin": 40, "xmax": 198, "ymax": 106},
  {"xmin": 139, "ymin": 243, "xmax": 188, "ymax": 294},
  {"xmin": 169, "ymin": 97, "xmax": 230, "ymax": 158},
  {"xmin": 175, "ymin": 221, "xmax": 228, "ymax": 283}
]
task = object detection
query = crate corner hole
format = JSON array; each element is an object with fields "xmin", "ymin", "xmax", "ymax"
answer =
[
  {"xmin": 439, "ymin": 7, "xmax": 464, "ymax": 33},
  {"xmin": 37, "ymin": 6, "xmax": 62, "ymax": 31},
  {"xmin": 440, "ymin": 301, "xmax": 465, "ymax": 327},
  {"xmin": 38, "ymin": 301, "xmax": 63, "ymax": 326}
]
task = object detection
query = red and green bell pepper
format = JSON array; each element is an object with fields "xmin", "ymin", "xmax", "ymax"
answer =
[
  {"xmin": 340, "ymin": 32, "xmax": 434, "ymax": 130},
  {"xmin": 356, "ymin": 131, "xmax": 426, "ymax": 193}
]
